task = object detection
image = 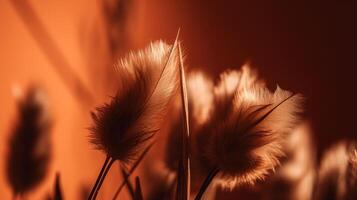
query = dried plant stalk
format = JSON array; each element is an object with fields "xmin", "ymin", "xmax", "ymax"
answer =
[
  {"xmin": 134, "ymin": 177, "xmax": 144, "ymax": 200},
  {"xmin": 112, "ymin": 142, "xmax": 154, "ymax": 200},
  {"xmin": 194, "ymin": 168, "xmax": 219, "ymax": 200},
  {"xmin": 176, "ymin": 43, "xmax": 191, "ymax": 200},
  {"xmin": 54, "ymin": 173, "xmax": 63, "ymax": 200},
  {"xmin": 165, "ymin": 69, "xmax": 214, "ymax": 198},
  {"xmin": 91, "ymin": 158, "xmax": 115, "ymax": 200},
  {"xmin": 87, "ymin": 156, "xmax": 111, "ymax": 200},
  {"xmin": 120, "ymin": 168, "xmax": 135, "ymax": 199}
]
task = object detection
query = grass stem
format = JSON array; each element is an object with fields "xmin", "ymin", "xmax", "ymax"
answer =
[
  {"xmin": 88, "ymin": 156, "xmax": 110, "ymax": 200},
  {"xmin": 92, "ymin": 158, "xmax": 115, "ymax": 200},
  {"xmin": 194, "ymin": 168, "xmax": 220, "ymax": 200}
]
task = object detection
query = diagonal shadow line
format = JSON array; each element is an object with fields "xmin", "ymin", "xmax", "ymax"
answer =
[{"xmin": 10, "ymin": 0, "xmax": 94, "ymax": 103}]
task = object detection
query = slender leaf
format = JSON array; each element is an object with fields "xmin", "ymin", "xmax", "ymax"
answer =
[{"xmin": 176, "ymin": 42, "xmax": 191, "ymax": 200}]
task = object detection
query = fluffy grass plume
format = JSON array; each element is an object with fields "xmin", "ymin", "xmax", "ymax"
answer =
[
  {"xmin": 193, "ymin": 67, "xmax": 254, "ymax": 161},
  {"xmin": 199, "ymin": 65, "xmax": 304, "ymax": 190},
  {"xmin": 88, "ymin": 40, "xmax": 179, "ymax": 200},
  {"xmin": 90, "ymin": 40, "xmax": 179, "ymax": 164},
  {"xmin": 165, "ymin": 70, "xmax": 214, "ymax": 171},
  {"xmin": 6, "ymin": 86, "xmax": 52, "ymax": 197}
]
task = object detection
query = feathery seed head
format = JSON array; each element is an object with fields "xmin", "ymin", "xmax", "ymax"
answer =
[
  {"xmin": 90, "ymin": 41, "xmax": 179, "ymax": 164},
  {"xmin": 200, "ymin": 65, "xmax": 304, "ymax": 189},
  {"xmin": 190, "ymin": 69, "xmax": 244, "ymax": 186},
  {"xmin": 165, "ymin": 70, "xmax": 213, "ymax": 172}
]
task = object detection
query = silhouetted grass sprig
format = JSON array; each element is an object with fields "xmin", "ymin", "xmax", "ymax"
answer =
[
  {"xmin": 88, "ymin": 39, "xmax": 180, "ymax": 200},
  {"xmin": 193, "ymin": 66, "xmax": 304, "ymax": 199}
]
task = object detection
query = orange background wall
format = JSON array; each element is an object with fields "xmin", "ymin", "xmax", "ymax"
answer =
[{"xmin": 0, "ymin": 0, "xmax": 354, "ymax": 199}]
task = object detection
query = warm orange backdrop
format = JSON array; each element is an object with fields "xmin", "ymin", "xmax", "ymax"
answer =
[{"xmin": 0, "ymin": 0, "xmax": 354, "ymax": 199}]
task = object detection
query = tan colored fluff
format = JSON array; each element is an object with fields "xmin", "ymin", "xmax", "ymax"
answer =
[
  {"xmin": 187, "ymin": 71, "xmax": 214, "ymax": 127},
  {"xmin": 211, "ymin": 69, "xmax": 241, "ymax": 121},
  {"xmin": 315, "ymin": 141, "xmax": 357, "ymax": 200},
  {"xmin": 90, "ymin": 41, "xmax": 179, "ymax": 165},
  {"xmin": 162, "ymin": 70, "xmax": 215, "ymax": 197},
  {"xmin": 190, "ymin": 69, "xmax": 244, "ymax": 192},
  {"xmin": 201, "ymin": 65, "xmax": 304, "ymax": 190}
]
